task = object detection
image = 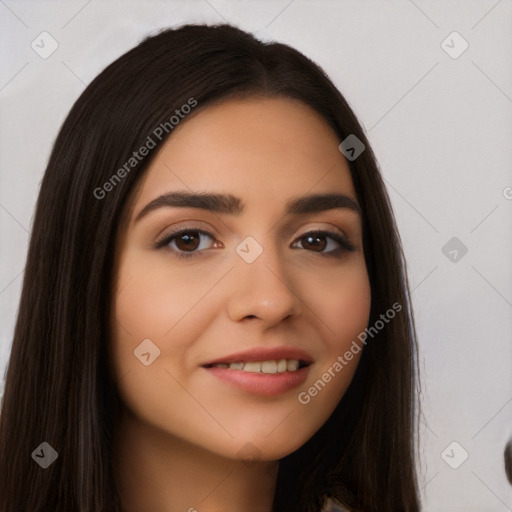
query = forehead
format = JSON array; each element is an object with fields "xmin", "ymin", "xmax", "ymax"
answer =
[{"xmin": 129, "ymin": 96, "xmax": 356, "ymax": 220}]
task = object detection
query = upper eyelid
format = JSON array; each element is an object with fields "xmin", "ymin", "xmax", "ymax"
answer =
[
  {"xmin": 155, "ymin": 225, "xmax": 216, "ymax": 245},
  {"xmin": 154, "ymin": 216, "xmax": 357, "ymax": 238},
  {"xmin": 145, "ymin": 207, "xmax": 361, "ymax": 236},
  {"xmin": 156, "ymin": 223, "xmax": 346, "ymax": 238}
]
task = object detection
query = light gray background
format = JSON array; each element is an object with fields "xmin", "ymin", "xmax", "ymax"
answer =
[{"xmin": 1, "ymin": 1, "xmax": 511, "ymax": 510}]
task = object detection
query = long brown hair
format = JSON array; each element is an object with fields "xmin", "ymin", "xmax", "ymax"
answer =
[{"xmin": 0, "ymin": 23, "xmax": 420, "ymax": 511}]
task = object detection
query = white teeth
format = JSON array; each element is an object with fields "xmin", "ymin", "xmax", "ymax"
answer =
[
  {"xmin": 243, "ymin": 361, "xmax": 261, "ymax": 372},
  {"xmin": 261, "ymin": 361, "xmax": 277, "ymax": 374},
  {"xmin": 211, "ymin": 359, "xmax": 304, "ymax": 373},
  {"xmin": 287, "ymin": 359, "xmax": 299, "ymax": 371}
]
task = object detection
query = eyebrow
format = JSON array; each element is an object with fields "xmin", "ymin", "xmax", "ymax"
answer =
[{"xmin": 134, "ymin": 191, "xmax": 361, "ymax": 223}]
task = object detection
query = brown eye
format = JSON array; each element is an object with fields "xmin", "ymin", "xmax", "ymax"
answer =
[
  {"xmin": 155, "ymin": 228, "xmax": 217, "ymax": 259},
  {"xmin": 174, "ymin": 232, "xmax": 201, "ymax": 252},
  {"xmin": 301, "ymin": 234, "xmax": 327, "ymax": 252},
  {"xmin": 292, "ymin": 230, "xmax": 356, "ymax": 257}
]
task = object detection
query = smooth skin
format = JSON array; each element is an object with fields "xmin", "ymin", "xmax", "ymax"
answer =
[{"xmin": 110, "ymin": 97, "xmax": 371, "ymax": 512}]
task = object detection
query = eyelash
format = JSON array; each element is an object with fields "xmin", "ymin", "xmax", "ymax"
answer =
[{"xmin": 155, "ymin": 227, "xmax": 356, "ymax": 260}]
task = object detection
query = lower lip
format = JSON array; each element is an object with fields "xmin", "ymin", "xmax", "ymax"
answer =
[{"xmin": 203, "ymin": 366, "xmax": 311, "ymax": 396}]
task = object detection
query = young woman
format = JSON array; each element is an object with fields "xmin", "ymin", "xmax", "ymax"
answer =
[{"xmin": 0, "ymin": 23, "xmax": 421, "ymax": 512}]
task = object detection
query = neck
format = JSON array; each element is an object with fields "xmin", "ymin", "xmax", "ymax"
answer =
[{"xmin": 112, "ymin": 407, "xmax": 279, "ymax": 512}]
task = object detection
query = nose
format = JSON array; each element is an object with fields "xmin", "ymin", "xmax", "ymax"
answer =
[{"xmin": 226, "ymin": 239, "xmax": 302, "ymax": 326}]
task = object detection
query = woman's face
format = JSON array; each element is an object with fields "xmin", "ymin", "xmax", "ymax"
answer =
[{"xmin": 111, "ymin": 96, "xmax": 371, "ymax": 461}]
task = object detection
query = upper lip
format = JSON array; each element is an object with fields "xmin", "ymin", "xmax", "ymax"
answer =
[{"xmin": 202, "ymin": 346, "xmax": 314, "ymax": 366}]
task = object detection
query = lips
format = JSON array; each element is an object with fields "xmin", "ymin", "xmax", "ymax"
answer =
[
  {"xmin": 204, "ymin": 364, "xmax": 311, "ymax": 396},
  {"xmin": 202, "ymin": 346, "xmax": 314, "ymax": 366},
  {"xmin": 201, "ymin": 346, "xmax": 314, "ymax": 396}
]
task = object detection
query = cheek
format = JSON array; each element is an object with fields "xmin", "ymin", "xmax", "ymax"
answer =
[
  {"xmin": 110, "ymin": 254, "xmax": 220, "ymax": 380},
  {"xmin": 113, "ymin": 255, "xmax": 201, "ymax": 340},
  {"xmin": 109, "ymin": 256, "xmax": 211, "ymax": 431},
  {"xmin": 297, "ymin": 261, "xmax": 371, "ymax": 408},
  {"xmin": 310, "ymin": 260, "xmax": 372, "ymax": 351},
  {"xmin": 110, "ymin": 256, "xmax": 176, "ymax": 379}
]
